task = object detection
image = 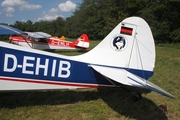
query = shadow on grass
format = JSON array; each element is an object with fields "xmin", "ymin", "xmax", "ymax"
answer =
[
  {"xmin": 0, "ymin": 87, "xmax": 167, "ymax": 120},
  {"xmin": 98, "ymin": 87, "xmax": 168, "ymax": 120}
]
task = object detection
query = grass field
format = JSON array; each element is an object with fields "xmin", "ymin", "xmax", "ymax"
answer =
[{"xmin": 0, "ymin": 40, "xmax": 180, "ymax": 120}]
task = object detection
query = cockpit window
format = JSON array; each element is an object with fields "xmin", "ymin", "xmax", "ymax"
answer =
[{"xmin": 38, "ymin": 38, "xmax": 48, "ymax": 43}]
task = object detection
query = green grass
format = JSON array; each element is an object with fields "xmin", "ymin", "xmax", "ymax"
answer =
[{"xmin": 0, "ymin": 40, "xmax": 180, "ymax": 120}]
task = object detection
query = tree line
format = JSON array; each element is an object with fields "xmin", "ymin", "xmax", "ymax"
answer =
[{"xmin": 1, "ymin": 0, "xmax": 180, "ymax": 43}]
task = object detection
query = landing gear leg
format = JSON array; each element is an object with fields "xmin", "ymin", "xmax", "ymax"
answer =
[
  {"xmin": 121, "ymin": 87, "xmax": 142, "ymax": 102},
  {"xmin": 131, "ymin": 92, "xmax": 142, "ymax": 102}
]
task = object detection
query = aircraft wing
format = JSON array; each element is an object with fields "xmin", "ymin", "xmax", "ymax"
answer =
[
  {"xmin": 25, "ymin": 32, "xmax": 51, "ymax": 38},
  {"xmin": 35, "ymin": 32, "xmax": 51, "ymax": 38},
  {"xmin": 0, "ymin": 24, "xmax": 24, "ymax": 35}
]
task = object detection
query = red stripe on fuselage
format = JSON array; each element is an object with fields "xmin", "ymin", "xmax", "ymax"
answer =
[{"xmin": 0, "ymin": 77, "xmax": 108, "ymax": 88}]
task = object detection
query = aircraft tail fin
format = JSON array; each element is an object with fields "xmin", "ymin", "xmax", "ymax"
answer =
[
  {"xmin": 73, "ymin": 34, "xmax": 89, "ymax": 50},
  {"xmin": 81, "ymin": 16, "xmax": 155, "ymax": 77},
  {"xmin": 79, "ymin": 17, "xmax": 173, "ymax": 98}
]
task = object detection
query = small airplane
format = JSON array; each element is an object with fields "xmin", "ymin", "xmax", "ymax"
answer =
[
  {"xmin": 9, "ymin": 31, "xmax": 89, "ymax": 51},
  {"xmin": 0, "ymin": 17, "xmax": 174, "ymax": 99}
]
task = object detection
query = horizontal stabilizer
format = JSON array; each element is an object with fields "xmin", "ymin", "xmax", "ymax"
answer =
[
  {"xmin": 146, "ymin": 80, "xmax": 174, "ymax": 98},
  {"xmin": 91, "ymin": 65, "xmax": 174, "ymax": 98}
]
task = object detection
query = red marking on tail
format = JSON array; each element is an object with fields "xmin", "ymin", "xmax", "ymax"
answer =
[
  {"xmin": 74, "ymin": 34, "xmax": 89, "ymax": 45},
  {"xmin": 120, "ymin": 26, "xmax": 133, "ymax": 35}
]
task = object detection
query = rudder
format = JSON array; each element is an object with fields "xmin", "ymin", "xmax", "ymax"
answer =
[
  {"xmin": 79, "ymin": 17, "xmax": 155, "ymax": 80},
  {"xmin": 74, "ymin": 34, "xmax": 89, "ymax": 50}
]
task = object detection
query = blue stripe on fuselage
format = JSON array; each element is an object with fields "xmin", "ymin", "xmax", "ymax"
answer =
[{"xmin": 0, "ymin": 47, "xmax": 113, "ymax": 86}]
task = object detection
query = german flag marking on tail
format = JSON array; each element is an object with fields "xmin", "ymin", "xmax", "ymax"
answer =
[{"xmin": 120, "ymin": 26, "xmax": 133, "ymax": 35}]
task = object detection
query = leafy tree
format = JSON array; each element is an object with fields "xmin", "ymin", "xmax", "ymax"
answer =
[
  {"xmin": 149, "ymin": 0, "xmax": 180, "ymax": 43},
  {"xmin": 51, "ymin": 17, "xmax": 65, "ymax": 37}
]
